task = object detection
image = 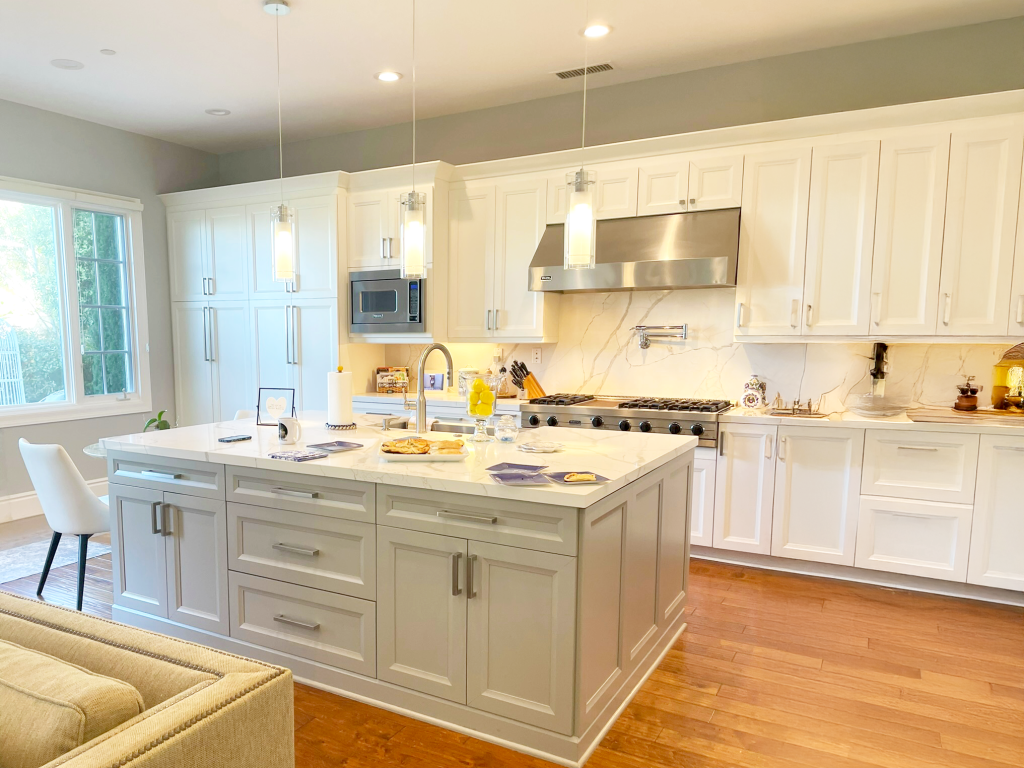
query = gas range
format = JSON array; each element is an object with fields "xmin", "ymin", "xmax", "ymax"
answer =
[{"xmin": 520, "ymin": 395, "xmax": 732, "ymax": 448}]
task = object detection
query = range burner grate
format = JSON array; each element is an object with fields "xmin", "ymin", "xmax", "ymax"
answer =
[
  {"xmin": 617, "ymin": 398, "xmax": 732, "ymax": 413},
  {"xmin": 528, "ymin": 393, "xmax": 595, "ymax": 406}
]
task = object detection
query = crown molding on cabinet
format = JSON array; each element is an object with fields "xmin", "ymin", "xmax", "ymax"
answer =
[{"xmin": 160, "ymin": 170, "xmax": 350, "ymax": 207}]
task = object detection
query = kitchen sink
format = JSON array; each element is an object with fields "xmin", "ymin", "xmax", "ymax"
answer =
[{"xmin": 430, "ymin": 422, "xmax": 494, "ymax": 435}]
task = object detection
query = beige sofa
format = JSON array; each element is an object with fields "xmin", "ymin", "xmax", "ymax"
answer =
[{"xmin": 0, "ymin": 592, "xmax": 294, "ymax": 768}]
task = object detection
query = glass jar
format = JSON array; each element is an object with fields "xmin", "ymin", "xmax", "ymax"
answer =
[
  {"xmin": 457, "ymin": 368, "xmax": 479, "ymax": 397},
  {"xmin": 465, "ymin": 373, "xmax": 498, "ymax": 442},
  {"xmin": 495, "ymin": 414, "xmax": 519, "ymax": 443}
]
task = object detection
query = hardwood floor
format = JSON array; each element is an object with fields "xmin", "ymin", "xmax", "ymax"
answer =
[{"xmin": 2, "ymin": 557, "xmax": 1021, "ymax": 767}]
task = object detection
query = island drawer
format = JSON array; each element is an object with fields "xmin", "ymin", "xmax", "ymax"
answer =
[
  {"xmin": 862, "ymin": 431, "xmax": 979, "ymax": 504},
  {"xmin": 108, "ymin": 452, "xmax": 224, "ymax": 499},
  {"xmin": 227, "ymin": 502, "xmax": 375, "ymax": 600},
  {"xmin": 377, "ymin": 485, "xmax": 578, "ymax": 556},
  {"xmin": 228, "ymin": 571, "xmax": 376, "ymax": 678},
  {"xmin": 226, "ymin": 467, "xmax": 375, "ymax": 523}
]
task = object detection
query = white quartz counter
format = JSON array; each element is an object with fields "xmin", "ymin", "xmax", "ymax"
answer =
[
  {"xmin": 101, "ymin": 415, "xmax": 696, "ymax": 508},
  {"xmin": 720, "ymin": 408, "xmax": 1024, "ymax": 436}
]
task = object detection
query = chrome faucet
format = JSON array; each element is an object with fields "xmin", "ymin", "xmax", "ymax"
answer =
[{"xmin": 414, "ymin": 343, "xmax": 455, "ymax": 434}]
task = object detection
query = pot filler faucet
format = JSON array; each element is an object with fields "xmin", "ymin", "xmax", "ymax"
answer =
[{"xmin": 414, "ymin": 343, "xmax": 455, "ymax": 434}]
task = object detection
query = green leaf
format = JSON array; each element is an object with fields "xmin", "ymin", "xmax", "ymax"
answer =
[{"xmin": 144, "ymin": 418, "xmax": 157, "ymax": 432}]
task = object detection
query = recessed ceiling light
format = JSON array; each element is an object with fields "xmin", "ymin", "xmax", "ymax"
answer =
[
  {"xmin": 375, "ymin": 71, "xmax": 403, "ymax": 82},
  {"xmin": 50, "ymin": 59, "xmax": 84, "ymax": 70},
  {"xmin": 583, "ymin": 24, "xmax": 611, "ymax": 38},
  {"xmin": 99, "ymin": 49, "xmax": 116, "ymax": 56},
  {"xmin": 205, "ymin": 109, "xmax": 231, "ymax": 116},
  {"xmin": 263, "ymin": 0, "xmax": 290, "ymax": 16}
]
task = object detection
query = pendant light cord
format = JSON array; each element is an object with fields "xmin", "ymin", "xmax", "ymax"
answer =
[
  {"xmin": 411, "ymin": 0, "xmax": 417, "ymax": 194},
  {"xmin": 580, "ymin": 0, "xmax": 589, "ymax": 168},
  {"xmin": 276, "ymin": 10, "xmax": 284, "ymax": 200}
]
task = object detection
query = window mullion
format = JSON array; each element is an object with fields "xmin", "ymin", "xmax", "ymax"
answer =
[{"xmin": 59, "ymin": 201, "xmax": 85, "ymax": 404}]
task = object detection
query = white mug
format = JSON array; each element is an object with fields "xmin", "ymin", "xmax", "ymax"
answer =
[{"xmin": 277, "ymin": 417, "xmax": 302, "ymax": 444}]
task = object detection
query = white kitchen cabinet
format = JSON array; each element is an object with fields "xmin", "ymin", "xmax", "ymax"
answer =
[
  {"xmin": 547, "ymin": 163, "xmax": 638, "ymax": 224},
  {"xmin": 168, "ymin": 210, "xmax": 209, "ymax": 302},
  {"xmin": 862, "ymin": 430, "xmax": 979, "ymax": 505},
  {"xmin": 870, "ymin": 133, "xmax": 950, "ymax": 336},
  {"xmin": 169, "ymin": 208, "xmax": 248, "ymax": 302},
  {"xmin": 250, "ymin": 301, "xmax": 291, "ymax": 406},
  {"xmin": 376, "ymin": 526, "xmax": 468, "ymax": 703},
  {"xmin": 171, "ymin": 303, "xmax": 215, "ymax": 426},
  {"xmin": 249, "ymin": 196, "xmax": 338, "ymax": 297},
  {"xmin": 937, "ymin": 126, "xmax": 1024, "ymax": 335},
  {"xmin": 855, "ymin": 496, "xmax": 973, "ymax": 582},
  {"xmin": 348, "ymin": 190, "xmax": 394, "ymax": 270},
  {"xmin": 466, "ymin": 541, "xmax": 576, "ymax": 735},
  {"xmin": 448, "ymin": 181, "xmax": 557, "ymax": 342},
  {"xmin": 968, "ymin": 435, "xmax": 1024, "ymax": 591},
  {"xmin": 246, "ymin": 203, "xmax": 283, "ymax": 297},
  {"xmin": 771, "ymin": 426, "xmax": 864, "ymax": 566},
  {"xmin": 1010, "ymin": 172, "xmax": 1024, "ymax": 334},
  {"xmin": 713, "ymin": 424, "xmax": 777, "ymax": 554},
  {"xmin": 110, "ymin": 484, "xmax": 168, "ymax": 618},
  {"xmin": 734, "ymin": 148, "xmax": 812, "ymax": 337},
  {"xmin": 250, "ymin": 299, "xmax": 335, "ymax": 412},
  {"xmin": 802, "ymin": 142, "xmax": 880, "ymax": 336},
  {"xmin": 637, "ymin": 153, "xmax": 743, "ymax": 216},
  {"xmin": 690, "ymin": 449, "xmax": 716, "ymax": 547}
]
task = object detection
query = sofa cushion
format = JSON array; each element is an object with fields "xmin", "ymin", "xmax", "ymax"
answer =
[{"xmin": 0, "ymin": 638, "xmax": 144, "ymax": 768}]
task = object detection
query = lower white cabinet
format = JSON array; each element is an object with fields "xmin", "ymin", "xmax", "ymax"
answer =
[
  {"xmin": 690, "ymin": 448, "xmax": 716, "ymax": 547},
  {"xmin": 771, "ymin": 426, "xmax": 864, "ymax": 566},
  {"xmin": 855, "ymin": 496, "xmax": 973, "ymax": 582},
  {"xmin": 968, "ymin": 435, "xmax": 1024, "ymax": 591},
  {"xmin": 713, "ymin": 424, "xmax": 777, "ymax": 554},
  {"xmin": 109, "ymin": 483, "xmax": 230, "ymax": 634},
  {"xmin": 862, "ymin": 430, "xmax": 979, "ymax": 504}
]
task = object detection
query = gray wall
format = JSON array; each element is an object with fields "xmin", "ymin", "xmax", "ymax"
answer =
[
  {"xmin": 0, "ymin": 98, "xmax": 219, "ymax": 497},
  {"xmin": 219, "ymin": 17, "xmax": 1024, "ymax": 184}
]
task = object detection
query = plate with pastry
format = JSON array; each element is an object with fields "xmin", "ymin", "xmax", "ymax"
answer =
[
  {"xmin": 379, "ymin": 436, "xmax": 469, "ymax": 462},
  {"xmin": 545, "ymin": 471, "xmax": 609, "ymax": 485}
]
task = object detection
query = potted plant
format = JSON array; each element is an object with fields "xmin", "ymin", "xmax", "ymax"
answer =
[{"xmin": 144, "ymin": 410, "xmax": 171, "ymax": 432}]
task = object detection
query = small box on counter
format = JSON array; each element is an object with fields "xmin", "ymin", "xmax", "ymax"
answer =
[{"xmin": 376, "ymin": 367, "xmax": 410, "ymax": 393}]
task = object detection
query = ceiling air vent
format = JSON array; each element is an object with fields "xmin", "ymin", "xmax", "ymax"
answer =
[{"xmin": 555, "ymin": 63, "xmax": 613, "ymax": 80}]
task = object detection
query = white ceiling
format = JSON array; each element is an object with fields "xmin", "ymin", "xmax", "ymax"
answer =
[{"xmin": 0, "ymin": 0, "xmax": 1020, "ymax": 154}]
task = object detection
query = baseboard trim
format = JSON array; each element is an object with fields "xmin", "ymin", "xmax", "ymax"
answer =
[
  {"xmin": 0, "ymin": 478, "xmax": 107, "ymax": 525},
  {"xmin": 691, "ymin": 547, "xmax": 1024, "ymax": 607}
]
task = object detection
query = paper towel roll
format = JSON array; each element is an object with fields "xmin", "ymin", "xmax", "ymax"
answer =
[{"xmin": 327, "ymin": 370, "xmax": 353, "ymax": 426}]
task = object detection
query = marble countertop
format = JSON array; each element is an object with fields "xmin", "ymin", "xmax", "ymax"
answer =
[
  {"xmin": 101, "ymin": 415, "xmax": 696, "ymax": 508},
  {"xmin": 720, "ymin": 408, "xmax": 1024, "ymax": 435}
]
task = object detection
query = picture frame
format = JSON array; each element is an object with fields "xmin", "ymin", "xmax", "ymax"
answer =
[{"xmin": 257, "ymin": 387, "xmax": 297, "ymax": 426}]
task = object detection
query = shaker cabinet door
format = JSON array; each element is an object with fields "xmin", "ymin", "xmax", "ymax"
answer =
[
  {"xmin": 204, "ymin": 205, "xmax": 249, "ymax": 300},
  {"xmin": 688, "ymin": 154, "xmax": 744, "ymax": 211},
  {"xmin": 292, "ymin": 299, "xmax": 337, "ymax": 412},
  {"xmin": 171, "ymin": 302, "xmax": 214, "ymax": 427},
  {"xmin": 208, "ymin": 301, "xmax": 252, "ymax": 422},
  {"xmin": 247, "ymin": 203, "xmax": 287, "ymax": 297},
  {"xmin": 493, "ymin": 178, "xmax": 551, "ymax": 339},
  {"xmin": 109, "ymin": 484, "xmax": 168, "ymax": 618},
  {"xmin": 447, "ymin": 186, "xmax": 495, "ymax": 339},
  {"xmin": 713, "ymin": 424, "xmax": 777, "ymax": 554},
  {"xmin": 164, "ymin": 493, "xmax": 230, "ymax": 635},
  {"xmin": 348, "ymin": 191, "xmax": 392, "ymax": 269},
  {"xmin": 690, "ymin": 451, "xmax": 717, "ymax": 548},
  {"xmin": 968, "ymin": 435, "xmax": 1024, "ymax": 591},
  {"xmin": 168, "ymin": 210, "xmax": 207, "ymax": 302},
  {"xmin": 250, "ymin": 301, "xmax": 293, "ymax": 396},
  {"xmin": 291, "ymin": 195, "xmax": 338, "ymax": 297}
]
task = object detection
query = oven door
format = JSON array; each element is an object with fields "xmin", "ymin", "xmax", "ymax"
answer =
[{"xmin": 350, "ymin": 277, "xmax": 424, "ymax": 333}]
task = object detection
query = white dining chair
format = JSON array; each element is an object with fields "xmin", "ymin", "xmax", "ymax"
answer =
[
  {"xmin": 18, "ymin": 439, "xmax": 110, "ymax": 611},
  {"xmin": 233, "ymin": 409, "xmax": 256, "ymax": 420}
]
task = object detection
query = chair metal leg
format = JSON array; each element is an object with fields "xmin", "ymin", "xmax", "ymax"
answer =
[
  {"xmin": 76, "ymin": 534, "xmax": 92, "ymax": 611},
  {"xmin": 37, "ymin": 531, "xmax": 62, "ymax": 597}
]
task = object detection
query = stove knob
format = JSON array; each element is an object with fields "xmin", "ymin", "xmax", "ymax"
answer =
[
  {"xmin": 528, "ymin": 415, "xmax": 540, "ymax": 426},
  {"xmin": 618, "ymin": 420, "xmax": 631, "ymax": 432},
  {"xmin": 690, "ymin": 423, "xmax": 705, "ymax": 436},
  {"xmin": 639, "ymin": 421, "xmax": 653, "ymax": 433},
  {"xmin": 591, "ymin": 416, "xmax": 604, "ymax": 428},
  {"xmin": 546, "ymin": 416, "xmax": 559, "ymax": 427},
  {"xmin": 668, "ymin": 422, "xmax": 682, "ymax": 435}
]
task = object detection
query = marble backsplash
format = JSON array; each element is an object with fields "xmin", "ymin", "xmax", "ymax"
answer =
[{"xmin": 385, "ymin": 289, "xmax": 1016, "ymax": 414}]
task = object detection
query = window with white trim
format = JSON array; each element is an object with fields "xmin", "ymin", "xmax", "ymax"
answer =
[{"xmin": 0, "ymin": 178, "xmax": 150, "ymax": 426}]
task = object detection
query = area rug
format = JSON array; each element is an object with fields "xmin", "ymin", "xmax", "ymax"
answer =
[{"xmin": 0, "ymin": 537, "xmax": 111, "ymax": 584}]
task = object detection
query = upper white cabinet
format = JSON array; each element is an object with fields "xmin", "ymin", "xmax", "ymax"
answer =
[
  {"xmin": 168, "ymin": 210, "xmax": 211, "ymax": 302},
  {"xmin": 870, "ymin": 134, "xmax": 950, "ymax": 336},
  {"xmin": 771, "ymin": 426, "xmax": 864, "ymax": 566},
  {"xmin": 1010, "ymin": 175, "xmax": 1024, "ymax": 334},
  {"xmin": 968, "ymin": 435, "xmax": 1024, "ymax": 592},
  {"xmin": 713, "ymin": 423, "xmax": 777, "ymax": 554},
  {"xmin": 802, "ymin": 142, "xmax": 880, "ymax": 336},
  {"xmin": 448, "ymin": 179, "xmax": 558, "ymax": 342},
  {"xmin": 248, "ymin": 195, "xmax": 339, "ymax": 298},
  {"xmin": 734, "ymin": 148, "xmax": 812, "ymax": 337},
  {"xmin": 547, "ymin": 162, "xmax": 638, "ymax": 224},
  {"xmin": 348, "ymin": 186, "xmax": 435, "ymax": 272},
  {"xmin": 637, "ymin": 153, "xmax": 743, "ymax": 216},
  {"xmin": 937, "ymin": 126, "xmax": 1024, "ymax": 335},
  {"xmin": 169, "ymin": 207, "xmax": 248, "ymax": 302}
]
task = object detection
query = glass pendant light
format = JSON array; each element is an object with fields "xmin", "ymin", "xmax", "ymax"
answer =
[
  {"xmin": 268, "ymin": 0, "xmax": 294, "ymax": 284},
  {"xmin": 565, "ymin": 0, "xmax": 596, "ymax": 270},
  {"xmin": 400, "ymin": 0, "xmax": 426, "ymax": 279}
]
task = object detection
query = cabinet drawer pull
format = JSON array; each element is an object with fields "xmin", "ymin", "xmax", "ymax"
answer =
[
  {"xmin": 142, "ymin": 469, "xmax": 182, "ymax": 481},
  {"xmin": 765, "ymin": 435, "xmax": 774, "ymax": 460},
  {"xmin": 735, "ymin": 302, "xmax": 745, "ymax": 329},
  {"xmin": 467, "ymin": 554, "xmax": 477, "ymax": 600},
  {"xmin": 677, "ymin": 199, "xmax": 688, "ymax": 210},
  {"xmin": 779, "ymin": 435, "xmax": 787, "ymax": 461},
  {"xmin": 942, "ymin": 292, "xmax": 952, "ymax": 326},
  {"xmin": 161, "ymin": 504, "xmax": 173, "ymax": 537},
  {"xmin": 451, "ymin": 552, "xmax": 462, "ymax": 596},
  {"xmin": 790, "ymin": 299, "xmax": 799, "ymax": 329},
  {"xmin": 381, "ymin": 237, "xmax": 388, "ymax": 259},
  {"xmin": 896, "ymin": 445, "xmax": 939, "ymax": 452},
  {"xmin": 805, "ymin": 304, "xmax": 812, "ymax": 327},
  {"xmin": 887, "ymin": 512, "xmax": 927, "ymax": 520},
  {"xmin": 719, "ymin": 433, "xmax": 726, "ymax": 457},
  {"xmin": 273, "ymin": 614, "xmax": 320, "ymax": 631},
  {"xmin": 1017, "ymin": 296, "xmax": 1024, "ymax": 325},
  {"xmin": 486, "ymin": 309, "xmax": 492, "ymax": 331},
  {"xmin": 150, "ymin": 501, "xmax": 162, "ymax": 535},
  {"xmin": 388, "ymin": 237, "xmax": 394, "ymax": 259},
  {"xmin": 270, "ymin": 486, "xmax": 320, "ymax": 499},
  {"xmin": 437, "ymin": 509, "xmax": 498, "ymax": 524},
  {"xmin": 872, "ymin": 292, "xmax": 881, "ymax": 327},
  {"xmin": 272, "ymin": 543, "xmax": 320, "ymax": 557}
]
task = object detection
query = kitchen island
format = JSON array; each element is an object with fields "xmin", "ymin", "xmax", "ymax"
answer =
[{"xmin": 102, "ymin": 417, "xmax": 696, "ymax": 767}]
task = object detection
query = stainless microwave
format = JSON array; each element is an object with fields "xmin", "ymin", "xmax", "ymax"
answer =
[{"xmin": 350, "ymin": 269, "xmax": 424, "ymax": 333}]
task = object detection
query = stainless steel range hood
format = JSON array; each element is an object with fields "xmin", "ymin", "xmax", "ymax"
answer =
[{"xmin": 528, "ymin": 208, "xmax": 740, "ymax": 293}]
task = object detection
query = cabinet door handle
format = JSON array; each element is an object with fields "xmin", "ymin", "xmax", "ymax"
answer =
[
  {"xmin": 202, "ymin": 307, "xmax": 210, "ymax": 361},
  {"xmin": 208, "ymin": 277, "xmax": 215, "ymax": 296},
  {"xmin": 272, "ymin": 542, "xmax": 320, "ymax": 557},
  {"xmin": 689, "ymin": 198, "xmax": 696, "ymax": 205},
  {"xmin": 271, "ymin": 486, "xmax": 319, "ymax": 499},
  {"xmin": 765, "ymin": 435, "xmax": 774, "ymax": 460},
  {"xmin": 160, "ymin": 504, "xmax": 173, "ymax": 537},
  {"xmin": 467, "ymin": 554, "xmax": 477, "ymax": 600},
  {"xmin": 735, "ymin": 303, "xmax": 745, "ymax": 329},
  {"xmin": 678, "ymin": 199, "xmax": 688, "ymax": 210},
  {"xmin": 207, "ymin": 307, "xmax": 216, "ymax": 362},
  {"xmin": 142, "ymin": 469, "xmax": 183, "ymax": 481},
  {"xmin": 437, "ymin": 509, "xmax": 498, "ymax": 524},
  {"xmin": 388, "ymin": 237, "xmax": 394, "ymax": 259},
  {"xmin": 872, "ymin": 292, "xmax": 881, "ymax": 327},
  {"xmin": 942, "ymin": 293, "xmax": 952, "ymax": 326},
  {"xmin": 451, "ymin": 552, "xmax": 463, "ymax": 596},
  {"xmin": 1017, "ymin": 296, "xmax": 1023, "ymax": 325},
  {"xmin": 719, "ymin": 432, "xmax": 726, "ymax": 457},
  {"xmin": 779, "ymin": 435, "xmax": 787, "ymax": 461},
  {"xmin": 805, "ymin": 304, "xmax": 812, "ymax": 327},
  {"xmin": 273, "ymin": 614, "xmax": 320, "ymax": 631},
  {"xmin": 382, "ymin": 237, "xmax": 388, "ymax": 260},
  {"xmin": 493, "ymin": 310, "xmax": 499, "ymax": 331},
  {"xmin": 203, "ymin": 277, "xmax": 209, "ymax": 296},
  {"xmin": 790, "ymin": 299, "xmax": 799, "ymax": 329},
  {"xmin": 486, "ymin": 309, "xmax": 492, "ymax": 331},
  {"xmin": 887, "ymin": 512, "xmax": 925, "ymax": 521},
  {"xmin": 291, "ymin": 306, "xmax": 299, "ymax": 365},
  {"xmin": 285, "ymin": 305, "xmax": 292, "ymax": 364},
  {"xmin": 150, "ymin": 501, "xmax": 162, "ymax": 535},
  {"xmin": 897, "ymin": 445, "xmax": 939, "ymax": 452}
]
